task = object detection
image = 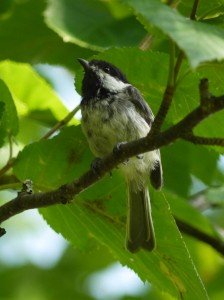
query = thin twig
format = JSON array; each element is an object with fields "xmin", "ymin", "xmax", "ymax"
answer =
[
  {"xmin": 0, "ymin": 105, "xmax": 80, "ymax": 178},
  {"xmin": 8, "ymin": 134, "xmax": 13, "ymax": 161},
  {"xmin": 0, "ymin": 159, "xmax": 15, "ymax": 178},
  {"xmin": 176, "ymin": 218, "xmax": 224, "ymax": 256},
  {"xmin": 183, "ymin": 134, "xmax": 224, "ymax": 146},
  {"xmin": 41, "ymin": 105, "xmax": 80, "ymax": 140},
  {"xmin": 174, "ymin": 51, "xmax": 184, "ymax": 83},
  {"xmin": 190, "ymin": 0, "xmax": 200, "ymax": 20}
]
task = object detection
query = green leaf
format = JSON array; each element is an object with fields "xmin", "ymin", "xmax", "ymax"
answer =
[
  {"xmin": 13, "ymin": 126, "xmax": 91, "ymax": 190},
  {"xmin": 123, "ymin": 0, "xmax": 224, "ymax": 67},
  {"xmin": 45, "ymin": 0, "xmax": 146, "ymax": 51},
  {"xmin": 164, "ymin": 189, "xmax": 217, "ymax": 238},
  {"xmin": 0, "ymin": 79, "xmax": 18, "ymax": 142},
  {"xmin": 0, "ymin": 61, "xmax": 69, "ymax": 121},
  {"xmin": 162, "ymin": 141, "xmax": 223, "ymax": 197},
  {"xmin": 0, "ymin": 0, "xmax": 94, "ymax": 70},
  {"xmin": 40, "ymin": 190, "xmax": 208, "ymax": 299}
]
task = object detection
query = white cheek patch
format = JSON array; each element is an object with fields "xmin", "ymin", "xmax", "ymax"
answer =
[{"xmin": 98, "ymin": 70, "xmax": 129, "ymax": 92}]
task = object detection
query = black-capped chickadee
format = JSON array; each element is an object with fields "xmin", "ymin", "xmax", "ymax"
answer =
[{"xmin": 78, "ymin": 58, "xmax": 163, "ymax": 252}]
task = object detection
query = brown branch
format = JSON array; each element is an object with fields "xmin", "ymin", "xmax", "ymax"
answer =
[
  {"xmin": 183, "ymin": 134, "xmax": 224, "ymax": 146},
  {"xmin": 176, "ymin": 218, "xmax": 224, "ymax": 256},
  {"xmin": 0, "ymin": 80, "xmax": 224, "ymax": 222},
  {"xmin": 0, "ymin": 79, "xmax": 224, "ymax": 255}
]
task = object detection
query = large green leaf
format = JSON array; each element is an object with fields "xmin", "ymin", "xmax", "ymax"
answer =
[
  {"xmin": 0, "ymin": 61, "xmax": 69, "ymax": 121},
  {"xmin": 0, "ymin": 0, "xmax": 94, "ymax": 70},
  {"xmin": 40, "ymin": 190, "xmax": 208, "ymax": 299},
  {"xmin": 45, "ymin": 0, "xmax": 146, "ymax": 51},
  {"xmin": 13, "ymin": 125, "xmax": 208, "ymax": 298},
  {"xmin": 0, "ymin": 79, "xmax": 18, "ymax": 143},
  {"xmin": 122, "ymin": 0, "xmax": 224, "ymax": 68},
  {"xmin": 14, "ymin": 126, "xmax": 91, "ymax": 190}
]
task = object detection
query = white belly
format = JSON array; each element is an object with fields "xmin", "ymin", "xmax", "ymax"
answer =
[{"xmin": 81, "ymin": 98, "xmax": 160, "ymax": 187}]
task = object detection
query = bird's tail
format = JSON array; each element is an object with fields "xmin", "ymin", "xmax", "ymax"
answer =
[{"xmin": 126, "ymin": 180, "xmax": 155, "ymax": 252}]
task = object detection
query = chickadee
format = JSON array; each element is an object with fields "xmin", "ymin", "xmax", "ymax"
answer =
[{"xmin": 78, "ymin": 58, "xmax": 163, "ymax": 252}]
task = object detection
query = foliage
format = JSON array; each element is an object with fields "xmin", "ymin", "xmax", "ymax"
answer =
[{"xmin": 0, "ymin": 0, "xmax": 224, "ymax": 299}]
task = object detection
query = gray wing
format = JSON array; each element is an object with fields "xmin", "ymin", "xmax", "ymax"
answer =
[
  {"xmin": 126, "ymin": 85, "xmax": 154, "ymax": 126},
  {"xmin": 126, "ymin": 86, "xmax": 163, "ymax": 189}
]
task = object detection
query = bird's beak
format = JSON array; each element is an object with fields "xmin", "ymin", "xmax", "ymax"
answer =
[{"xmin": 77, "ymin": 58, "xmax": 90, "ymax": 71}]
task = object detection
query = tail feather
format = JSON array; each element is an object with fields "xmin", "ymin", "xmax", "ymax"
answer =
[{"xmin": 126, "ymin": 181, "xmax": 155, "ymax": 252}]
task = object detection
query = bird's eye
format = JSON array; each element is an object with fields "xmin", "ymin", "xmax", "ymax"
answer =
[{"xmin": 105, "ymin": 67, "xmax": 110, "ymax": 72}]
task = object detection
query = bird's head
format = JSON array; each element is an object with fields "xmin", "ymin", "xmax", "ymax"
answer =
[{"xmin": 78, "ymin": 58, "xmax": 129, "ymax": 100}]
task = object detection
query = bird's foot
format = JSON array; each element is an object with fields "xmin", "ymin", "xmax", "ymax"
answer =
[
  {"xmin": 113, "ymin": 142, "xmax": 129, "ymax": 165},
  {"xmin": 91, "ymin": 157, "xmax": 103, "ymax": 176},
  {"xmin": 113, "ymin": 142, "xmax": 127, "ymax": 154}
]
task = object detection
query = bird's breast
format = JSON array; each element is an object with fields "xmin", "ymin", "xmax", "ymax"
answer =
[{"xmin": 81, "ymin": 97, "xmax": 149, "ymax": 157}]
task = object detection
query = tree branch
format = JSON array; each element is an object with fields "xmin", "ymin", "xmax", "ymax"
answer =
[
  {"xmin": 0, "ymin": 78, "xmax": 223, "ymax": 254},
  {"xmin": 0, "ymin": 80, "xmax": 224, "ymax": 221},
  {"xmin": 183, "ymin": 134, "xmax": 224, "ymax": 146},
  {"xmin": 175, "ymin": 218, "xmax": 224, "ymax": 256}
]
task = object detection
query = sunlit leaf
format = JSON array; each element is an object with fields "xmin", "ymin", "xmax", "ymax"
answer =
[
  {"xmin": 0, "ymin": 61, "xmax": 69, "ymax": 121},
  {"xmin": 0, "ymin": 79, "xmax": 18, "ymax": 143}
]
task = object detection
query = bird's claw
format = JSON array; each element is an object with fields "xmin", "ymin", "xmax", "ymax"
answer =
[
  {"xmin": 113, "ymin": 142, "xmax": 129, "ymax": 165},
  {"xmin": 113, "ymin": 142, "xmax": 127, "ymax": 155},
  {"xmin": 91, "ymin": 157, "xmax": 103, "ymax": 176}
]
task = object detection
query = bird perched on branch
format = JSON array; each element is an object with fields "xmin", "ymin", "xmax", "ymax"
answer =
[{"xmin": 78, "ymin": 58, "xmax": 163, "ymax": 252}]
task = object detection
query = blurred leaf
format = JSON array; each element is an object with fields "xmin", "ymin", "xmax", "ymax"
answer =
[
  {"xmin": 0, "ymin": 0, "xmax": 94, "ymax": 70},
  {"xmin": 0, "ymin": 0, "xmax": 14, "ymax": 19},
  {"xmin": 0, "ymin": 246, "xmax": 113, "ymax": 300},
  {"xmin": 45, "ymin": 0, "xmax": 146, "ymax": 51},
  {"xmin": 164, "ymin": 189, "xmax": 216, "ymax": 237},
  {"xmin": 14, "ymin": 126, "xmax": 91, "ymax": 190},
  {"xmin": 0, "ymin": 61, "xmax": 69, "ymax": 121},
  {"xmin": 123, "ymin": 0, "xmax": 224, "ymax": 67},
  {"xmin": 162, "ymin": 141, "xmax": 224, "ymax": 197},
  {"xmin": 0, "ymin": 79, "xmax": 18, "ymax": 143}
]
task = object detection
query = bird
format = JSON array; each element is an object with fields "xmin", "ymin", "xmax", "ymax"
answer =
[{"xmin": 78, "ymin": 58, "xmax": 163, "ymax": 252}]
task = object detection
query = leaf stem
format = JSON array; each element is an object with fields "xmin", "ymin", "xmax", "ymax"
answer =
[
  {"xmin": 190, "ymin": 0, "xmax": 200, "ymax": 20},
  {"xmin": 167, "ymin": 40, "xmax": 175, "ymax": 86}
]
